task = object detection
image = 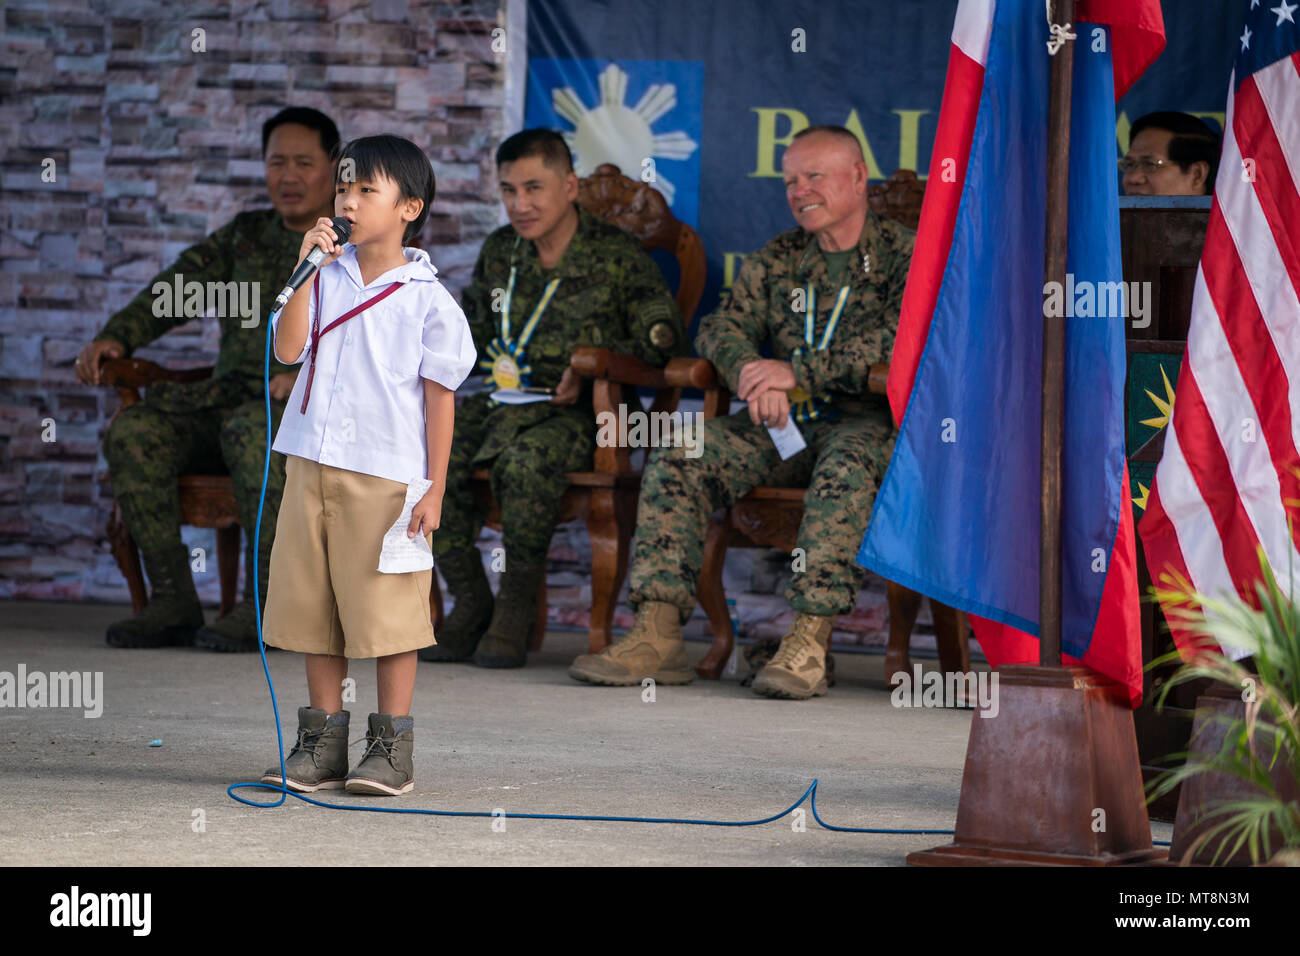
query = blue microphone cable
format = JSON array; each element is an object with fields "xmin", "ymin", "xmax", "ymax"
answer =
[{"xmin": 224, "ymin": 305, "xmax": 1168, "ymax": 846}]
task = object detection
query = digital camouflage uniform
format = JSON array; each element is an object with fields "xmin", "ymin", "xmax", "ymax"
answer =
[
  {"xmin": 436, "ymin": 205, "xmax": 688, "ymax": 565},
  {"xmin": 99, "ymin": 209, "xmax": 305, "ymax": 622},
  {"xmin": 628, "ymin": 210, "xmax": 916, "ymax": 621}
]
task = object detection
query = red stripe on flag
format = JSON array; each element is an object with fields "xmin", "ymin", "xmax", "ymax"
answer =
[
  {"xmin": 1139, "ymin": 483, "xmax": 1222, "ymax": 657},
  {"xmin": 1085, "ymin": 463, "xmax": 1143, "ymax": 706},
  {"xmin": 970, "ymin": 618, "xmax": 1039, "ymax": 672},
  {"xmin": 1138, "ymin": 481, "xmax": 1189, "ymax": 592},
  {"xmin": 970, "ymin": 618, "xmax": 1098, "ymax": 691},
  {"xmin": 887, "ymin": 43, "xmax": 984, "ymax": 423}
]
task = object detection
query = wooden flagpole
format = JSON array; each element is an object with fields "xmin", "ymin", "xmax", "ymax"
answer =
[{"xmin": 1038, "ymin": 0, "xmax": 1073, "ymax": 669}]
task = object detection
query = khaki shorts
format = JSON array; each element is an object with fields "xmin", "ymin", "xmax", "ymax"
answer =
[{"xmin": 262, "ymin": 455, "xmax": 436, "ymax": 658}]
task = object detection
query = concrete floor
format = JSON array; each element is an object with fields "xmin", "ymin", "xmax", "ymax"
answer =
[{"xmin": 0, "ymin": 600, "xmax": 1173, "ymax": 865}]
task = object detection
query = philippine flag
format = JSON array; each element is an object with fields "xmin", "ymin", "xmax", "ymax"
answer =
[{"xmin": 856, "ymin": 0, "xmax": 1165, "ymax": 707}]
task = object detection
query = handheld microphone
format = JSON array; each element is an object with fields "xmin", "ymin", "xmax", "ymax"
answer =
[{"xmin": 271, "ymin": 216, "xmax": 352, "ymax": 313}]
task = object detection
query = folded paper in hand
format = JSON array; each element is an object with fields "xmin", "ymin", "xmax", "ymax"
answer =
[{"xmin": 378, "ymin": 477, "xmax": 434, "ymax": 574}]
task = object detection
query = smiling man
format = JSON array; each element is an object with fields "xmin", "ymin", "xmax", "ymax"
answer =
[
  {"xmin": 78, "ymin": 107, "xmax": 340, "ymax": 651},
  {"xmin": 1120, "ymin": 111, "xmax": 1220, "ymax": 196},
  {"xmin": 423, "ymin": 128, "xmax": 686, "ymax": 669},
  {"xmin": 569, "ymin": 125, "xmax": 915, "ymax": 699}
]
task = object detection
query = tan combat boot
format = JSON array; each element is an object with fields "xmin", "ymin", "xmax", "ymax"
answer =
[
  {"xmin": 751, "ymin": 613, "xmax": 833, "ymax": 699},
  {"xmin": 568, "ymin": 602, "xmax": 693, "ymax": 685}
]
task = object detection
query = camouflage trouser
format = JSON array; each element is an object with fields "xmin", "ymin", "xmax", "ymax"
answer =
[
  {"xmin": 102, "ymin": 396, "xmax": 288, "ymax": 604},
  {"xmin": 434, "ymin": 393, "xmax": 595, "ymax": 565},
  {"xmin": 628, "ymin": 407, "xmax": 896, "ymax": 620}
]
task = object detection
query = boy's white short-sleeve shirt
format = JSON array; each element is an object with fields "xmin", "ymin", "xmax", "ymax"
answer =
[{"xmin": 270, "ymin": 245, "xmax": 476, "ymax": 485}]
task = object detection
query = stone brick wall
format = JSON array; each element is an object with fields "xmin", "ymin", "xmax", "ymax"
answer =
[
  {"xmin": 0, "ymin": 0, "xmax": 507, "ymax": 601},
  {"xmin": 0, "ymin": 0, "xmax": 931, "ymax": 656}
]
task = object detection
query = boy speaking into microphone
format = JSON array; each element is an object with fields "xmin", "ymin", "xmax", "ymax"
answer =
[{"xmin": 259, "ymin": 135, "xmax": 475, "ymax": 795}]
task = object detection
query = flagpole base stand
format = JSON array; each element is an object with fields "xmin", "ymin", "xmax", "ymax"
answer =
[{"xmin": 907, "ymin": 665, "xmax": 1167, "ymax": 867}]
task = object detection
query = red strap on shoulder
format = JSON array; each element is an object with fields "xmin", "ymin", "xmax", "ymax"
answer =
[
  {"xmin": 319, "ymin": 282, "xmax": 403, "ymax": 337},
  {"xmin": 299, "ymin": 280, "xmax": 405, "ymax": 414}
]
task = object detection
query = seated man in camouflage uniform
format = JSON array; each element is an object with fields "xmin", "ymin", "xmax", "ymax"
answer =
[
  {"xmin": 570, "ymin": 125, "xmax": 915, "ymax": 699},
  {"xmin": 422, "ymin": 128, "xmax": 687, "ymax": 669},
  {"xmin": 76, "ymin": 107, "xmax": 341, "ymax": 651}
]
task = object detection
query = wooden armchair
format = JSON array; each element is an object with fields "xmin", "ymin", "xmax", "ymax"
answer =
[
  {"xmin": 688, "ymin": 169, "xmax": 971, "ymax": 680},
  {"xmin": 432, "ymin": 162, "xmax": 709, "ymax": 653},
  {"xmin": 99, "ymin": 359, "xmax": 244, "ymax": 616}
]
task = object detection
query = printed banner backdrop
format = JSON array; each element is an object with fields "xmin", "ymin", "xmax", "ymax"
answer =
[
  {"xmin": 526, "ymin": 58, "xmax": 705, "ymax": 227},
  {"xmin": 525, "ymin": 0, "xmax": 1241, "ymax": 326}
]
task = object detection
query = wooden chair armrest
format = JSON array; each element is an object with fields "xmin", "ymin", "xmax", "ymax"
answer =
[
  {"xmin": 658, "ymin": 357, "xmax": 730, "ymax": 418},
  {"xmin": 98, "ymin": 357, "xmax": 215, "ymax": 416},
  {"xmin": 569, "ymin": 346, "xmax": 670, "ymax": 389},
  {"xmin": 569, "ymin": 347, "xmax": 727, "ymax": 393},
  {"xmin": 571, "ymin": 349, "xmax": 729, "ymax": 473},
  {"xmin": 663, "ymin": 356, "xmax": 720, "ymax": 390},
  {"xmin": 100, "ymin": 358, "xmax": 214, "ymax": 389}
]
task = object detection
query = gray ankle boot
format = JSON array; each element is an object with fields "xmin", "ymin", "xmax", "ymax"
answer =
[
  {"xmin": 261, "ymin": 707, "xmax": 350, "ymax": 792},
  {"xmin": 345, "ymin": 714, "xmax": 415, "ymax": 796}
]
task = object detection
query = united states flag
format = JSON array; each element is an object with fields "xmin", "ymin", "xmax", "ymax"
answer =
[{"xmin": 1139, "ymin": 0, "xmax": 1300, "ymax": 658}]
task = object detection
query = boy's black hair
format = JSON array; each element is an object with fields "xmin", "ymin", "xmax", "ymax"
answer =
[
  {"xmin": 334, "ymin": 135, "xmax": 436, "ymax": 242},
  {"xmin": 261, "ymin": 107, "xmax": 341, "ymax": 158},
  {"xmin": 495, "ymin": 128, "xmax": 574, "ymax": 174},
  {"xmin": 1129, "ymin": 111, "xmax": 1221, "ymax": 194}
]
